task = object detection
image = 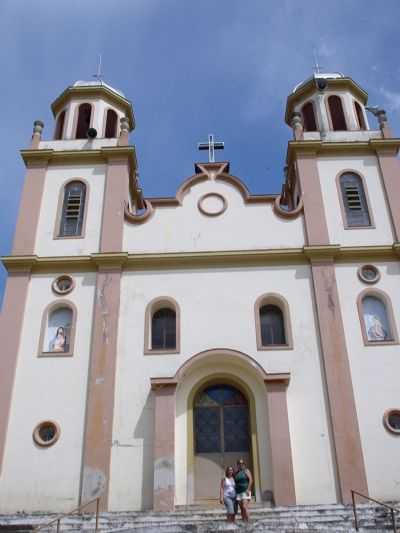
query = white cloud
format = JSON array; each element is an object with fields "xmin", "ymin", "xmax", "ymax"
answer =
[{"xmin": 380, "ymin": 88, "xmax": 400, "ymax": 111}]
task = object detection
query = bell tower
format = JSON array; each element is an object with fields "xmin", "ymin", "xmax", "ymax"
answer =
[{"xmin": 285, "ymin": 72, "xmax": 391, "ymax": 142}]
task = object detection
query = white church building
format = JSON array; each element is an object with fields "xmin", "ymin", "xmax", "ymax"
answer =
[{"xmin": 0, "ymin": 72, "xmax": 399, "ymax": 514}]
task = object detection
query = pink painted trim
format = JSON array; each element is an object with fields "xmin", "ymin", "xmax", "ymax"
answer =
[
  {"xmin": 124, "ymin": 199, "xmax": 154, "ymax": 224},
  {"xmin": 12, "ymin": 161, "xmax": 48, "ymax": 255},
  {"xmin": 375, "ymin": 150, "xmax": 400, "ymax": 241},
  {"xmin": 273, "ymin": 195, "xmax": 303, "ymax": 219},
  {"xmin": 100, "ymin": 158, "xmax": 130, "ymax": 252},
  {"xmin": 0, "ymin": 269, "xmax": 31, "ymax": 474},
  {"xmin": 296, "ymin": 152, "xmax": 330, "ymax": 245},
  {"xmin": 265, "ymin": 381, "xmax": 296, "ymax": 505},
  {"xmin": 197, "ymin": 192, "xmax": 227, "ymax": 217},
  {"xmin": 81, "ymin": 268, "xmax": 122, "ymax": 511},
  {"xmin": 310, "ymin": 260, "xmax": 368, "ymax": 502}
]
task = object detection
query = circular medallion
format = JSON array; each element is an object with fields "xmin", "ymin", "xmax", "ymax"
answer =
[
  {"xmin": 358, "ymin": 264, "xmax": 380, "ymax": 285},
  {"xmin": 198, "ymin": 193, "xmax": 227, "ymax": 217},
  {"xmin": 383, "ymin": 409, "xmax": 400, "ymax": 435},
  {"xmin": 52, "ymin": 275, "xmax": 75, "ymax": 295},
  {"xmin": 33, "ymin": 420, "xmax": 61, "ymax": 447}
]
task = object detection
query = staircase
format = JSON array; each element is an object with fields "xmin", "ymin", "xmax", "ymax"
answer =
[{"xmin": 0, "ymin": 502, "xmax": 399, "ymax": 532}]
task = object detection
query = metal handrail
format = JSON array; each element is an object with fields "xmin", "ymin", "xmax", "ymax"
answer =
[
  {"xmin": 33, "ymin": 497, "xmax": 100, "ymax": 533},
  {"xmin": 351, "ymin": 489, "xmax": 398, "ymax": 532}
]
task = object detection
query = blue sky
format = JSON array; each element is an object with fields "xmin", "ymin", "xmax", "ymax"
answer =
[{"xmin": 1, "ymin": 0, "xmax": 400, "ymax": 306}]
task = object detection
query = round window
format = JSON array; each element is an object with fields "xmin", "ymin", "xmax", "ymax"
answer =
[
  {"xmin": 52, "ymin": 275, "xmax": 74, "ymax": 295},
  {"xmin": 383, "ymin": 409, "xmax": 400, "ymax": 435},
  {"xmin": 358, "ymin": 264, "xmax": 380, "ymax": 284},
  {"xmin": 33, "ymin": 421, "xmax": 60, "ymax": 447}
]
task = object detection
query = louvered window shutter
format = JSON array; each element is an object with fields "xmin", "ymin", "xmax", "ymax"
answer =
[
  {"xmin": 60, "ymin": 181, "xmax": 86, "ymax": 236},
  {"xmin": 340, "ymin": 173, "xmax": 371, "ymax": 227}
]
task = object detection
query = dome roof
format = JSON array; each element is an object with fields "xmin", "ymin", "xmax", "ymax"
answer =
[
  {"xmin": 292, "ymin": 72, "xmax": 344, "ymax": 94},
  {"xmin": 73, "ymin": 80, "xmax": 125, "ymax": 97}
]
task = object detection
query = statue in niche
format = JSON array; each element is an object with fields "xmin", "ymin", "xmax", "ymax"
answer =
[
  {"xmin": 367, "ymin": 314, "xmax": 388, "ymax": 341},
  {"xmin": 49, "ymin": 326, "xmax": 67, "ymax": 352}
]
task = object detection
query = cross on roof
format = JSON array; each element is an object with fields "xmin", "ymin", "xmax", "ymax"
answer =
[
  {"xmin": 198, "ymin": 134, "xmax": 224, "ymax": 163},
  {"xmin": 312, "ymin": 49, "xmax": 324, "ymax": 75},
  {"xmin": 93, "ymin": 54, "xmax": 104, "ymax": 82}
]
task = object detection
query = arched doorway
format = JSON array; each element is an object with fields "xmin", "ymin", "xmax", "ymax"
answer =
[{"xmin": 193, "ymin": 383, "xmax": 252, "ymax": 501}]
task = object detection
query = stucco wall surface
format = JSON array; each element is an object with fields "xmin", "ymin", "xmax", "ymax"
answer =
[
  {"xmin": 0, "ymin": 272, "xmax": 96, "ymax": 512},
  {"xmin": 317, "ymin": 155, "xmax": 394, "ymax": 246},
  {"xmin": 123, "ymin": 178, "xmax": 305, "ymax": 253},
  {"xmin": 335, "ymin": 261, "xmax": 400, "ymax": 500},
  {"xmin": 108, "ymin": 265, "xmax": 336, "ymax": 511},
  {"xmin": 34, "ymin": 164, "xmax": 105, "ymax": 257}
]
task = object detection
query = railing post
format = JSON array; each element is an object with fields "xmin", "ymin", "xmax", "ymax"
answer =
[
  {"xmin": 56, "ymin": 518, "xmax": 60, "ymax": 533},
  {"xmin": 352, "ymin": 490, "xmax": 359, "ymax": 532},
  {"xmin": 391, "ymin": 508, "xmax": 397, "ymax": 533},
  {"xmin": 95, "ymin": 497, "xmax": 100, "ymax": 533}
]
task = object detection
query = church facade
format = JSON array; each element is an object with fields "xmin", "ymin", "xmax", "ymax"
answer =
[{"xmin": 0, "ymin": 73, "xmax": 399, "ymax": 513}]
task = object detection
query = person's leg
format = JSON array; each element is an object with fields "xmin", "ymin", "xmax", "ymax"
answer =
[
  {"xmin": 238, "ymin": 500, "xmax": 245, "ymax": 520},
  {"xmin": 241, "ymin": 500, "xmax": 249, "ymax": 522},
  {"xmin": 224, "ymin": 497, "xmax": 234, "ymax": 522}
]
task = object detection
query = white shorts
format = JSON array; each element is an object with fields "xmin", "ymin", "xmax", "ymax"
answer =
[{"xmin": 236, "ymin": 491, "xmax": 251, "ymax": 501}]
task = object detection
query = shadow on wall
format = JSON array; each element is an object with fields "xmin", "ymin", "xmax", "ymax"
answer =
[{"xmin": 133, "ymin": 391, "xmax": 154, "ymax": 510}]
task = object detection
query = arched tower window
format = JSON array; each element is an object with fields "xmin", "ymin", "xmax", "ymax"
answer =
[
  {"xmin": 39, "ymin": 302, "xmax": 77, "ymax": 356},
  {"xmin": 255, "ymin": 294, "xmax": 293, "ymax": 350},
  {"xmin": 75, "ymin": 103, "xmax": 92, "ymax": 139},
  {"xmin": 54, "ymin": 110, "xmax": 66, "ymax": 140},
  {"xmin": 144, "ymin": 297, "xmax": 180, "ymax": 353},
  {"xmin": 105, "ymin": 109, "xmax": 118, "ymax": 138},
  {"xmin": 339, "ymin": 173, "xmax": 371, "ymax": 227},
  {"xmin": 354, "ymin": 101, "xmax": 366, "ymax": 130},
  {"xmin": 59, "ymin": 180, "xmax": 87, "ymax": 237},
  {"xmin": 301, "ymin": 101, "xmax": 317, "ymax": 132},
  {"xmin": 358, "ymin": 290, "xmax": 398, "ymax": 345},
  {"xmin": 328, "ymin": 95, "xmax": 347, "ymax": 131}
]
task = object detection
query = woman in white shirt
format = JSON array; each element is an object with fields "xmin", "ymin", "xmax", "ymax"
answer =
[{"xmin": 219, "ymin": 466, "xmax": 236, "ymax": 522}]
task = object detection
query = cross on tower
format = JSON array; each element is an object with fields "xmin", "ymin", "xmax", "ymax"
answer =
[
  {"xmin": 198, "ymin": 134, "xmax": 224, "ymax": 163},
  {"xmin": 93, "ymin": 54, "xmax": 104, "ymax": 82},
  {"xmin": 312, "ymin": 49, "xmax": 324, "ymax": 75}
]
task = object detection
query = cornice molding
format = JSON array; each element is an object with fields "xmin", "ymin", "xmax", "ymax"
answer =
[
  {"xmin": 20, "ymin": 146, "xmax": 138, "ymax": 169},
  {"xmin": 2, "ymin": 245, "xmax": 398, "ymax": 274},
  {"xmin": 287, "ymin": 138, "xmax": 400, "ymax": 166}
]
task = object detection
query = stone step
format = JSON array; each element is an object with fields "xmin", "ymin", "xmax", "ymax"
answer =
[{"xmin": 0, "ymin": 502, "xmax": 398, "ymax": 533}]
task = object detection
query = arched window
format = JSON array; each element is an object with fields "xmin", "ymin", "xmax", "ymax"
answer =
[
  {"xmin": 339, "ymin": 173, "xmax": 371, "ymax": 227},
  {"xmin": 54, "ymin": 110, "xmax": 66, "ymax": 140},
  {"xmin": 328, "ymin": 95, "xmax": 347, "ymax": 131},
  {"xmin": 152, "ymin": 308, "xmax": 176, "ymax": 350},
  {"xmin": 260, "ymin": 305, "xmax": 285, "ymax": 345},
  {"xmin": 39, "ymin": 302, "xmax": 76, "ymax": 356},
  {"xmin": 358, "ymin": 291, "xmax": 398, "ymax": 345},
  {"xmin": 354, "ymin": 101, "xmax": 366, "ymax": 130},
  {"xmin": 255, "ymin": 294, "xmax": 293, "ymax": 350},
  {"xmin": 105, "ymin": 109, "xmax": 118, "ymax": 138},
  {"xmin": 75, "ymin": 103, "xmax": 92, "ymax": 139},
  {"xmin": 59, "ymin": 181, "xmax": 87, "ymax": 237},
  {"xmin": 301, "ymin": 101, "xmax": 317, "ymax": 132},
  {"xmin": 144, "ymin": 297, "xmax": 180, "ymax": 353}
]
